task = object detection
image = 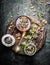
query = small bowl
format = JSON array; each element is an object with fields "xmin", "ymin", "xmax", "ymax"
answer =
[{"xmin": 1, "ymin": 34, "xmax": 15, "ymax": 47}]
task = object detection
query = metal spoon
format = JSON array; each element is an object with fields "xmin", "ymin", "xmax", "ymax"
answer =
[{"xmin": 12, "ymin": 16, "xmax": 31, "ymax": 52}]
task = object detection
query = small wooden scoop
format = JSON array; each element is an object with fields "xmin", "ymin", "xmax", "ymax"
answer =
[{"xmin": 12, "ymin": 16, "xmax": 31, "ymax": 52}]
